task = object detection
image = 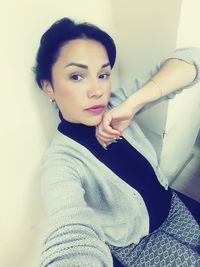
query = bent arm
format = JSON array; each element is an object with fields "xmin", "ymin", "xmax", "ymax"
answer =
[
  {"xmin": 39, "ymin": 154, "xmax": 113, "ymax": 267},
  {"xmin": 127, "ymin": 57, "xmax": 197, "ymax": 111},
  {"xmin": 109, "ymin": 47, "xmax": 200, "ymax": 113}
]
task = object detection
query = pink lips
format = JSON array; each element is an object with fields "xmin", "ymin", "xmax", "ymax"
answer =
[{"xmin": 86, "ymin": 105, "xmax": 106, "ymax": 114}]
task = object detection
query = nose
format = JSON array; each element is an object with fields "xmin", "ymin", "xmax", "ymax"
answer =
[{"xmin": 87, "ymin": 78, "xmax": 104, "ymax": 98}]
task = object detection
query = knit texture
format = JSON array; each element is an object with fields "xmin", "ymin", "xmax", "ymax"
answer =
[{"xmin": 39, "ymin": 47, "xmax": 200, "ymax": 267}]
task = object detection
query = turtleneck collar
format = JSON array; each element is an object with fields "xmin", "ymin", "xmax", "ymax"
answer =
[{"xmin": 57, "ymin": 110, "xmax": 97, "ymax": 144}]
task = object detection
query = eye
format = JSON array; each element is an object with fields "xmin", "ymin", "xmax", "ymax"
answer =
[
  {"xmin": 70, "ymin": 74, "xmax": 84, "ymax": 81},
  {"xmin": 99, "ymin": 73, "xmax": 111, "ymax": 79}
]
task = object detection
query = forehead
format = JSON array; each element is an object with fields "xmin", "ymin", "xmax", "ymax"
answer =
[{"xmin": 58, "ymin": 39, "xmax": 109, "ymax": 63}]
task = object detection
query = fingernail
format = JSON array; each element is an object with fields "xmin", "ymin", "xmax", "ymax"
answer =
[
  {"xmin": 115, "ymin": 137, "xmax": 123, "ymax": 140},
  {"xmin": 101, "ymin": 144, "xmax": 108, "ymax": 150},
  {"xmin": 116, "ymin": 133, "xmax": 123, "ymax": 137}
]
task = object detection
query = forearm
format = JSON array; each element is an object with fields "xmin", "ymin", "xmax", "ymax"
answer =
[{"xmin": 127, "ymin": 58, "xmax": 197, "ymax": 111}]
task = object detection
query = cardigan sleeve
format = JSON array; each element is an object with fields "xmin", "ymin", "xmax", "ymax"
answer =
[
  {"xmin": 39, "ymin": 151, "xmax": 113, "ymax": 267},
  {"xmin": 109, "ymin": 47, "xmax": 200, "ymax": 113}
]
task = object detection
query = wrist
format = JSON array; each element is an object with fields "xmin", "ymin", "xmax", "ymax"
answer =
[
  {"xmin": 127, "ymin": 80, "xmax": 162, "ymax": 112},
  {"xmin": 126, "ymin": 92, "xmax": 145, "ymax": 114}
]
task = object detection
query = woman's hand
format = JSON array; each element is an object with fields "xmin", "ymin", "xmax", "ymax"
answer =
[{"xmin": 95, "ymin": 97, "xmax": 142, "ymax": 148}]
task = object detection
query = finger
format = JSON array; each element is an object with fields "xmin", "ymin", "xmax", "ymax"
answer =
[
  {"xmin": 96, "ymin": 136, "xmax": 111, "ymax": 144},
  {"xmin": 101, "ymin": 112, "xmax": 121, "ymax": 135},
  {"xmin": 96, "ymin": 131, "xmax": 118, "ymax": 141},
  {"xmin": 98, "ymin": 123, "xmax": 122, "ymax": 139},
  {"xmin": 96, "ymin": 124, "xmax": 120, "ymax": 140},
  {"xmin": 96, "ymin": 130, "xmax": 118, "ymax": 143},
  {"xmin": 96, "ymin": 134, "xmax": 121, "ymax": 147},
  {"xmin": 96, "ymin": 136, "xmax": 108, "ymax": 150},
  {"xmin": 96, "ymin": 130, "xmax": 123, "ymax": 144}
]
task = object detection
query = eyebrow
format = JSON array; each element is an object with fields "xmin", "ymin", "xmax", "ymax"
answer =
[{"xmin": 64, "ymin": 62, "xmax": 111, "ymax": 69}]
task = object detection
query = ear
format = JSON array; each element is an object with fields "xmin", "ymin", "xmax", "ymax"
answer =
[{"xmin": 41, "ymin": 80, "xmax": 55, "ymax": 100}]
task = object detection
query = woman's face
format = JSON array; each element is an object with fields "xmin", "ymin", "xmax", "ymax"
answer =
[{"xmin": 42, "ymin": 38, "xmax": 112, "ymax": 125}]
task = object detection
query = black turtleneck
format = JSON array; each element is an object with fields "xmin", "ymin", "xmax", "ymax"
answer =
[{"xmin": 57, "ymin": 112, "xmax": 172, "ymax": 232}]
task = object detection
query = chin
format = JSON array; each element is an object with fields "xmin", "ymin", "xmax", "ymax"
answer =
[{"xmin": 83, "ymin": 115, "xmax": 103, "ymax": 126}]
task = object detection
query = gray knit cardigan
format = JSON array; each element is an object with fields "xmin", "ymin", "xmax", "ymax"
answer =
[{"xmin": 39, "ymin": 47, "xmax": 200, "ymax": 267}]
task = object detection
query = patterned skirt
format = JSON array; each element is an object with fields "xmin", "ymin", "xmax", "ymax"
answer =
[{"xmin": 108, "ymin": 192, "xmax": 200, "ymax": 267}]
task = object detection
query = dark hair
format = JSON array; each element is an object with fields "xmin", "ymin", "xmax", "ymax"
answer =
[{"xmin": 33, "ymin": 17, "xmax": 116, "ymax": 89}]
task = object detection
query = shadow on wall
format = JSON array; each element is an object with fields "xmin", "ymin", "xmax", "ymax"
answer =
[{"xmin": 30, "ymin": 78, "xmax": 60, "ymax": 147}]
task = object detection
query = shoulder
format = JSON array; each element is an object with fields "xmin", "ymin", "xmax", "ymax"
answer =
[
  {"xmin": 42, "ymin": 130, "xmax": 81, "ymax": 157},
  {"xmin": 39, "ymin": 130, "xmax": 84, "ymax": 179}
]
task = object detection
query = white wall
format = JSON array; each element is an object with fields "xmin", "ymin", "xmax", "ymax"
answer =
[
  {"xmin": 176, "ymin": 0, "xmax": 200, "ymax": 47},
  {"xmin": 160, "ymin": 0, "xmax": 200, "ymax": 179},
  {"xmin": 1, "ymin": 1, "xmax": 191, "ymax": 266},
  {"xmin": 111, "ymin": 0, "xmax": 182, "ymax": 88},
  {"xmin": 0, "ymin": 1, "xmax": 117, "ymax": 267}
]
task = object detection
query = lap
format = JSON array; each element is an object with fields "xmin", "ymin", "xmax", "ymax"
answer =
[
  {"xmin": 109, "ymin": 191, "xmax": 200, "ymax": 267},
  {"xmin": 173, "ymin": 189, "xmax": 200, "ymax": 224},
  {"xmin": 159, "ymin": 191, "xmax": 200, "ymax": 248}
]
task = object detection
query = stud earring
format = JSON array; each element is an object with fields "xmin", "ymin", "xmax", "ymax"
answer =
[{"xmin": 49, "ymin": 98, "xmax": 54, "ymax": 103}]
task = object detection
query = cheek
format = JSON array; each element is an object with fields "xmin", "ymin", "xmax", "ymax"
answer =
[
  {"xmin": 54, "ymin": 80, "xmax": 77, "ymax": 100},
  {"xmin": 106, "ymin": 83, "xmax": 112, "ymax": 97},
  {"xmin": 59, "ymin": 86, "xmax": 84, "ymax": 108},
  {"xmin": 67, "ymin": 92, "xmax": 81, "ymax": 105}
]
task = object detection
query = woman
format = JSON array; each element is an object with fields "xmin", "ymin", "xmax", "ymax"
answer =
[{"xmin": 34, "ymin": 17, "xmax": 200, "ymax": 267}]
